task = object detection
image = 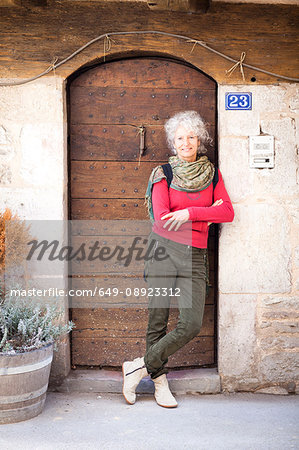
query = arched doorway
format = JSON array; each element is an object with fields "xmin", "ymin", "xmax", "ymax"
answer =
[{"xmin": 68, "ymin": 56, "xmax": 217, "ymax": 369}]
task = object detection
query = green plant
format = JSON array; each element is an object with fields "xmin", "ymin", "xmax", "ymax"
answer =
[{"xmin": 0, "ymin": 293, "xmax": 74, "ymax": 354}]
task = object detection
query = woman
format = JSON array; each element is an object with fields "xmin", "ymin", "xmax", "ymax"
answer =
[{"xmin": 122, "ymin": 110, "xmax": 234, "ymax": 408}]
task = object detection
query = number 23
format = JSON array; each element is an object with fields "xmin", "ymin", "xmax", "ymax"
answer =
[{"xmin": 229, "ymin": 94, "xmax": 249, "ymax": 108}]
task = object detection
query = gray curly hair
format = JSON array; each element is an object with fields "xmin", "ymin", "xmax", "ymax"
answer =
[{"xmin": 164, "ymin": 110, "xmax": 212, "ymax": 155}]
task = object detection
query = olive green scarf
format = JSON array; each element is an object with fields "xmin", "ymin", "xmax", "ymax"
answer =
[{"xmin": 145, "ymin": 155, "xmax": 215, "ymax": 222}]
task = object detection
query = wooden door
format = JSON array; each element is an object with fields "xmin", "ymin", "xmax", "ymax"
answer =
[{"xmin": 69, "ymin": 57, "xmax": 217, "ymax": 369}]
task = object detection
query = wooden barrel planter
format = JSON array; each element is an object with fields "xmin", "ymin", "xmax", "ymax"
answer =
[{"xmin": 0, "ymin": 343, "xmax": 53, "ymax": 424}]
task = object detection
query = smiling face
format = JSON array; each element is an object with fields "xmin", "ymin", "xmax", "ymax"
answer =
[{"xmin": 173, "ymin": 125, "xmax": 200, "ymax": 162}]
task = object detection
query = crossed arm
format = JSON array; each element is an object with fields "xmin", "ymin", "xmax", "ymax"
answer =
[
  {"xmin": 162, "ymin": 199, "xmax": 223, "ymax": 231},
  {"xmin": 152, "ymin": 169, "xmax": 234, "ymax": 231}
]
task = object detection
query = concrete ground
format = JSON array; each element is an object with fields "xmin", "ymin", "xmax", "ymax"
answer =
[{"xmin": 1, "ymin": 392, "xmax": 298, "ymax": 450}]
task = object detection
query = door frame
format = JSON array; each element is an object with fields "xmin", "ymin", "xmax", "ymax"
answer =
[{"xmin": 66, "ymin": 52, "xmax": 219, "ymax": 370}]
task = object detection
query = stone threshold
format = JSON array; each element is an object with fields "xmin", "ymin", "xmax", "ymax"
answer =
[{"xmin": 50, "ymin": 368, "xmax": 221, "ymax": 394}]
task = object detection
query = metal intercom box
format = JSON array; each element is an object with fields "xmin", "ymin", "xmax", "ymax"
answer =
[{"xmin": 249, "ymin": 136, "xmax": 274, "ymax": 169}]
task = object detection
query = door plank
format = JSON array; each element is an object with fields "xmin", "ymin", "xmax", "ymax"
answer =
[
  {"xmin": 72, "ymin": 306, "xmax": 214, "ymax": 338},
  {"xmin": 70, "ymin": 124, "xmax": 215, "ymax": 162},
  {"xmin": 71, "ymin": 59, "xmax": 216, "ymax": 90},
  {"xmin": 70, "ymin": 87, "xmax": 215, "ymax": 125},
  {"xmin": 69, "ymin": 235, "xmax": 216, "ymax": 275},
  {"xmin": 71, "ymin": 161, "xmax": 156, "ymax": 199},
  {"xmin": 70, "ymin": 276, "xmax": 215, "ymax": 307},
  {"xmin": 71, "ymin": 198, "xmax": 148, "ymax": 220},
  {"xmin": 72, "ymin": 336, "xmax": 214, "ymax": 367}
]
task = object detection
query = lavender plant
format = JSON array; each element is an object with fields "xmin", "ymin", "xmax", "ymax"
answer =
[{"xmin": 0, "ymin": 293, "xmax": 74, "ymax": 354}]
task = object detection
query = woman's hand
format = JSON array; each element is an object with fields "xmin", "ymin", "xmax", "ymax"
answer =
[
  {"xmin": 208, "ymin": 199, "xmax": 223, "ymax": 226},
  {"xmin": 161, "ymin": 209, "xmax": 190, "ymax": 231},
  {"xmin": 161, "ymin": 199, "xmax": 223, "ymax": 230}
]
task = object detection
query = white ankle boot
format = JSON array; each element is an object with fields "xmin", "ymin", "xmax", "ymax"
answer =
[
  {"xmin": 153, "ymin": 374, "xmax": 178, "ymax": 408},
  {"xmin": 122, "ymin": 356, "xmax": 148, "ymax": 404}
]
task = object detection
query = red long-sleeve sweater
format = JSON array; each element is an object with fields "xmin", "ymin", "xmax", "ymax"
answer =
[{"xmin": 152, "ymin": 169, "xmax": 234, "ymax": 248}]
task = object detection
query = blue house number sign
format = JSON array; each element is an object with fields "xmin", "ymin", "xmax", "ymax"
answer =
[{"xmin": 225, "ymin": 92, "xmax": 252, "ymax": 110}]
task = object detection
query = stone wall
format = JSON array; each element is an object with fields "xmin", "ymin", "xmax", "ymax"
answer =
[
  {"xmin": 0, "ymin": 77, "xmax": 71, "ymax": 383},
  {"xmin": 0, "ymin": 78, "xmax": 298, "ymax": 391},
  {"xmin": 218, "ymin": 84, "xmax": 299, "ymax": 393},
  {"xmin": 0, "ymin": 77, "xmax": 67, "ymax": 219}
]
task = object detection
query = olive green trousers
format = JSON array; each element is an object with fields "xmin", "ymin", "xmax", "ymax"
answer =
[{"xmin": 144, "ymin": 232, "xmax": 207, "ymax": 379}]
